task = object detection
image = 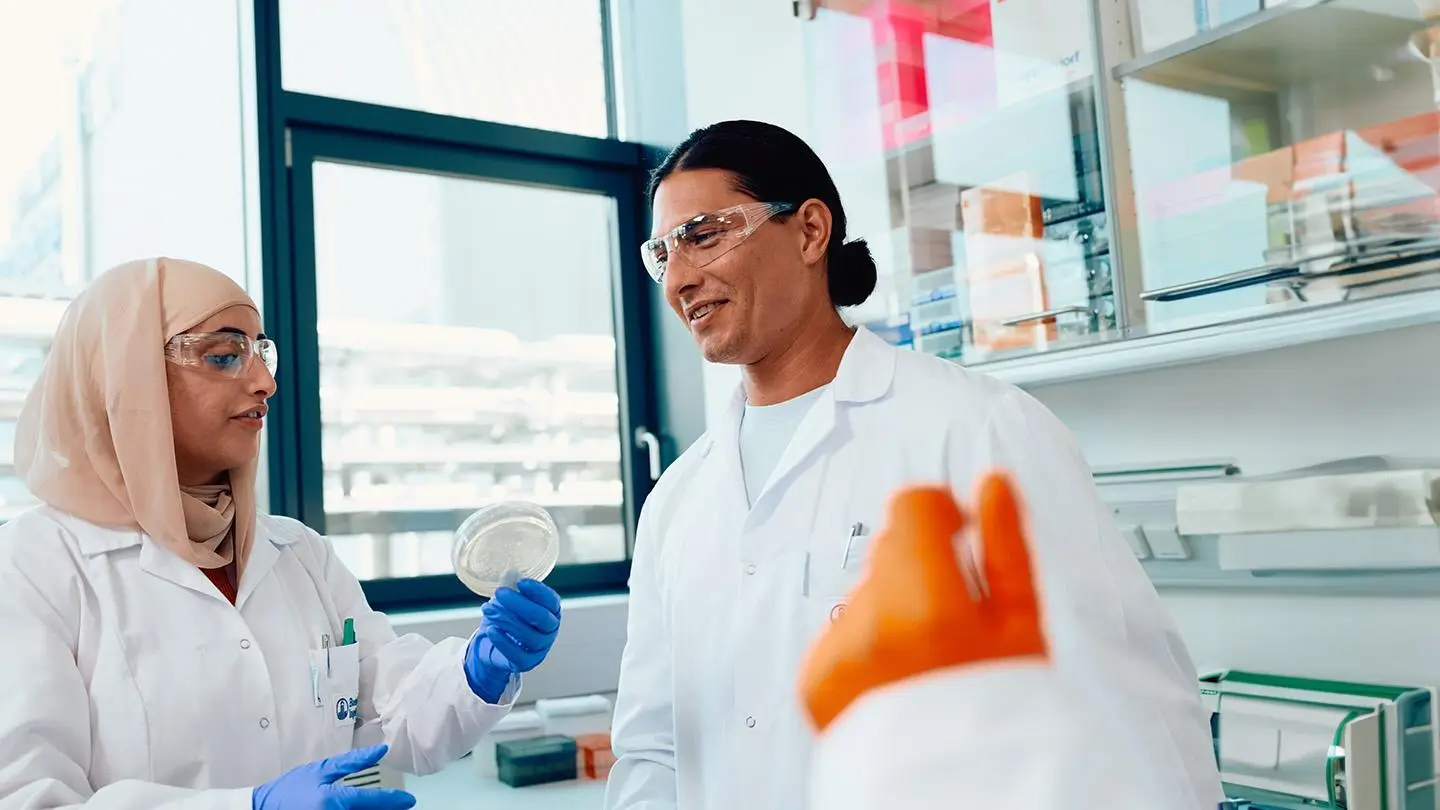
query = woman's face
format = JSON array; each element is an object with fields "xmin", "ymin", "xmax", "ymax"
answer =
[{"xmin": 166, "ymin": 305, "xmax": 276, "ymax": 486}]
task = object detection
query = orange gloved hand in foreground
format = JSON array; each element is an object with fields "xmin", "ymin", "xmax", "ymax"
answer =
[{"xmin": 798, "ymin": 472, "xmax": 1049, "ymax": 733}]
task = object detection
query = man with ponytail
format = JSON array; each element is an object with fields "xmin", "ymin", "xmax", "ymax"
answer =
[{"xmin": 608, "ymin": 120, "xmax": 1222, "ymax": 810}]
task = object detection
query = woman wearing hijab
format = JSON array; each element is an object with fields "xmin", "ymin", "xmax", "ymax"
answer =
[{"xmin": 0, "ymin": 258, "xmax": 563, "ymax": 810}]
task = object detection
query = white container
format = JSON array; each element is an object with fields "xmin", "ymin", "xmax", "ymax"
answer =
[
  {"xmin": 472, "ymin": 708, "xmax": 545, "ymax": 778},
  {"xmin": 536, "ymin": 694, "xmax": 614, "ymax": 739}
]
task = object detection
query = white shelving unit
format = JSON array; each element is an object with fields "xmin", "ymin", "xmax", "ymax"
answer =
[{"xmin": 807, "ymin": 0, "xmax": 1440, "ymax": 387}]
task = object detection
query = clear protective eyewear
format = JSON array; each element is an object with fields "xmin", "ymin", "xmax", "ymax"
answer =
[
  {"xmin": 164, "ymin": 331, "xmax": 278, "ymax": 379},
  {"xmin": 641, "ymin": 201, "xmax": 796, "ymax": 283}
]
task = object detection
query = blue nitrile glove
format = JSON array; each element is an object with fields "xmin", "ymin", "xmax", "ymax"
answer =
[
  {"xmin": 463, "ymin": 578, "xmax": 562, "ymax": 703},
  {"xmin": 252, "ymin": 744, "xmax": 414, "ymax": 810}
]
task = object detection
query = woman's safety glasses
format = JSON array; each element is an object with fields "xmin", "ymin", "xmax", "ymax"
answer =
[
  {"xmin": 165, "ymin": 332, "xmax": 278, "ymax": 379},
  {"xmin": 641, "ymin": 201, "xmax": 796, "ymax": 283}
]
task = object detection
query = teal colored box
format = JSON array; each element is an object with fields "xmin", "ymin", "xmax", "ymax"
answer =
[{"xmin": 495, "ymin": 735, "xmax": 578, "ymax": 788}]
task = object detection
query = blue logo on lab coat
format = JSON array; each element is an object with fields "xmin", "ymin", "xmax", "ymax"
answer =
[{"xmin": 335, "ymin": 697, "xmax": 358, "ymax": 722}]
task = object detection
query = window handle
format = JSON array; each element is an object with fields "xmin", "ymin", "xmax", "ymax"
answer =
[{"xmin": 634, "ymin": 427, "xmax": 662, "ymax": 482}]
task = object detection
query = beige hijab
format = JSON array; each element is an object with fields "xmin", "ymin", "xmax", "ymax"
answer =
[{"xmin": 15, "ymin": 258, "xmax": 260, "ymax": 575}]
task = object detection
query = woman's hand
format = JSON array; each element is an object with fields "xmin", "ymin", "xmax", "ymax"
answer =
[
  {"xmin": 463, "ymin": 578, "xmax": 562, "ymax": 703},
  {"xmin": 798, "ymin": 472, "xmax": 1048, "ymax": 733},
  {"xmin": 252, "ymin": 744, "xmax": 415, "ymax": 810}
]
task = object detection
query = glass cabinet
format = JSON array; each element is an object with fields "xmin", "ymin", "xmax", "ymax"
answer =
[
  {"xmin": 801, "ymin": 0, "xmax": 1440, "ymax": 379},
  {"xmin": 1123, "ymin": 0, "xmax": 1440, "ymax": 334}
]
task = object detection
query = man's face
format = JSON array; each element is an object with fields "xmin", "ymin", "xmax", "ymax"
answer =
[{"xmin": 651, "ymin": 169, "xmax": 816, "ymax": 365}]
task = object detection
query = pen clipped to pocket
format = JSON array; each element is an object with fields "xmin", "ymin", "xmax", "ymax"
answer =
[{"xmin": 839, "ymin": 522, "xmax": 871, "ymax": 570}]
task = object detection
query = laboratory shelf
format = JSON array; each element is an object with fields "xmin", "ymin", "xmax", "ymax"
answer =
[
  {"xmin": 969, "ymin": 284, "xmax": 1440, "ymax": 387},
  {"xmin": 1114, "ymin": 0, "xmax": 1427, "ymax": 92}
]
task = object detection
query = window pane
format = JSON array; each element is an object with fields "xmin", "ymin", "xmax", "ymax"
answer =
[
  {"xmin": 0, "ymin": 0, "xmax": 257, "ymax": 523},
  {"xmin": 310, "ymin": 163, "xmax": 627, "ymax": 581},
  {"xmin": 280, "ymin": 0, "xmax": 610, "ymax": 138}
]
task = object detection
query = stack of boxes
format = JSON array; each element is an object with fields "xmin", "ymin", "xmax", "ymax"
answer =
[
  {"xmin": 960, "ymin": 183, "xmax": 1052, "ymax": 352},
  {"xmin": 473, "ymin": 694, "xmax": 615, "ymax": 789},
  {"xmin": 816, "ymin": 0, "xmax": 1113, "ymax": 358}
]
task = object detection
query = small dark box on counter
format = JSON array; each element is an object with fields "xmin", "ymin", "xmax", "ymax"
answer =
[{"xmin": 495, "ymin": 735, "xmax": 578, "ymax": 788}]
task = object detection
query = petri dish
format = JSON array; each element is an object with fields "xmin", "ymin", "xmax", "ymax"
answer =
[{"xmin": 451, "ymin": 501, "xmax": 561, "ymax": 597}]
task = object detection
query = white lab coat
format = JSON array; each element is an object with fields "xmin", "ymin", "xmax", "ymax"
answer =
[
  {"xmin": 809, "ymin": 663, "xmax": 1181, "ymax": 809},
  {"xmin": 0, "ymin": 506, "xmax": 516, "ymax": 810},
  {"xmin": 606, "ymin": 326, "xmax": 1223, "ymax": 810}
]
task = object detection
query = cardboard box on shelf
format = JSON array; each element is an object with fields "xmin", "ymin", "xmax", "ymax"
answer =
[
  {"xmin": 1293, "ymin": 132, "xmax": 1347, "ymax": 184},
  {"xmin": 967, "ymin": 257, "xmax": 1053, "ymax": 351},
  {"xmin": 1233, "ymin": 147, "xmax": 1295, "ymax": 206},
  {"xmin": 1356, "ymin": 111, "xmax": 1440, "ymax": 189},
  {"xmin": 960, "ymin": 183, "xmax": 1052, "ymax": 350}
]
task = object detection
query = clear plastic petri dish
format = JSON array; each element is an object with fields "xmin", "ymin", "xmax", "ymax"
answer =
[{"xmin": 451, "ymin": 501, "xmax": 561, "ymax": 598}]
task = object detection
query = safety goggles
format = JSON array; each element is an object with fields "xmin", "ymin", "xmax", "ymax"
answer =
[
  {"xmin": 641, "ymin": 201, "xmax": 796, "ymax": 283},
  {"xmin": 164, "ymin": 331, "xmax": 278, "ymax": 379}
]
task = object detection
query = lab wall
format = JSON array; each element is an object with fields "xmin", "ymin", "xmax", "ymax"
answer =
[{"xmin": 1027, "ymin": 324, "xmax": 1440, "ymax": 687}]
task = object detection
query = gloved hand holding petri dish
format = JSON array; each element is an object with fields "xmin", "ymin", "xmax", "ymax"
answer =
[{"xmin": 451, "ymin": 501, "xmax": 561, "ymax": 598}]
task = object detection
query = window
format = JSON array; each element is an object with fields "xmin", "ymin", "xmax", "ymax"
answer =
[
  {"xmin": 258, "ymin": 0, "xmax": 654, "ymax": 608},
  {"xmin": 278, "ymin": 0, "xmax": 613, "ymax": 137},
  {"xmin": 0, "ymin": 0, "xmax": 258, "ymax": 523},
  {"xmin": 307, "ymin": 163, "xmax": 628, "ymax": 581}
]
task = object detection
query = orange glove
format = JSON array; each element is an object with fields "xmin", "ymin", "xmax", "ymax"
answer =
[{"xmin": 798, "ymin": 472, "xmax": 1048, "ymax": 733}]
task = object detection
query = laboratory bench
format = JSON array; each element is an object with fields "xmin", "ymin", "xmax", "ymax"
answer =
[{"xmin": 409, "ymin": 758, "xmax": 605, "ymax": 810}]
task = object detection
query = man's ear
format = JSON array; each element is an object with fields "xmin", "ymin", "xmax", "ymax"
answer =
[{"xmin": 794, "ymin": 198, "xmax": 833, "ymax": 265}]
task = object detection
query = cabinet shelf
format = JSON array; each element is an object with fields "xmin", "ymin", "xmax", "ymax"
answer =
[
  {"xmin": 1115, "ymin": 0, "xmax": 1426, "ymax": 92},
  {"xmin": 970, "ymin": 284, "xmax": 1440, "ymax": 387}
]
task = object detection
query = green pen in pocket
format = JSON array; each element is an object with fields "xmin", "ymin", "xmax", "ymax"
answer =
[{"xmin": 341, "ymin": 617, "xmax": 355, "ymax": 646}]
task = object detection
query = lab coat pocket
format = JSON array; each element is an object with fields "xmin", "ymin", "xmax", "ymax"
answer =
[
  {"xmin": 807, "ymin": 523, "xmax": 873, "ymax": 599},
  {"xmin": 312, "ymin": 645, "xmax": 361, "ymax": 730},
  {"xmin": 839, "ymin": 522, "xmax": 873, "ymax": 572}
]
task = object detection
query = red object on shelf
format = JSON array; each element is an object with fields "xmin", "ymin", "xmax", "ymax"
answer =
[
  {"xmin": 574, "ymin": 733, "xmax": 615, "ymax": 780},
  {"xmin": 823, "ymin": 0, "xmax": 997, "ymax": 151}
]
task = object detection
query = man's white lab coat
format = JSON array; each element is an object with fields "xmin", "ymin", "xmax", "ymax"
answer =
[{"xmin": 606, "ymin": 326, "xmax": 1222, "ymax": 810}]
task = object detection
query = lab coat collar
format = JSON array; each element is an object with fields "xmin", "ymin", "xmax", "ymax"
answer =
[
  {"xmin": 237, "ymin": 517, "xmax": 300, "ymax": 608},
  {"xmin": 830, "ymin": 326, "xmax": 898, "ymax": 405},
  {"xmin": 70, "ymin": 511, "xmax": 300, "ymax": 556},
  {"xmin": 70, "ymin": 519, "xmax": 146, "ymax": 557},
  {"xmin": 72, "ymin": 511, "xmax": 298, "ymax": 605},
  {"xmin": 707, "ymin": 326, "xmax": 898, "ymax": 507},
  {"xmin": 713, "ymin": 325, "xmax": 897, "ymax": 423}
]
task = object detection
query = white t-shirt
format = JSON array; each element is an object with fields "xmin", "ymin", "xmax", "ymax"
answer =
[{"xmin": 738, "ymin": 385, "xmax": 829, "ymax": 506}]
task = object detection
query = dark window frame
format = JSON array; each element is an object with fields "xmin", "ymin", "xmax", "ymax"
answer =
[{"xmin": 253, "ymin": 0, "xmax": 655, "ymax": 611}]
